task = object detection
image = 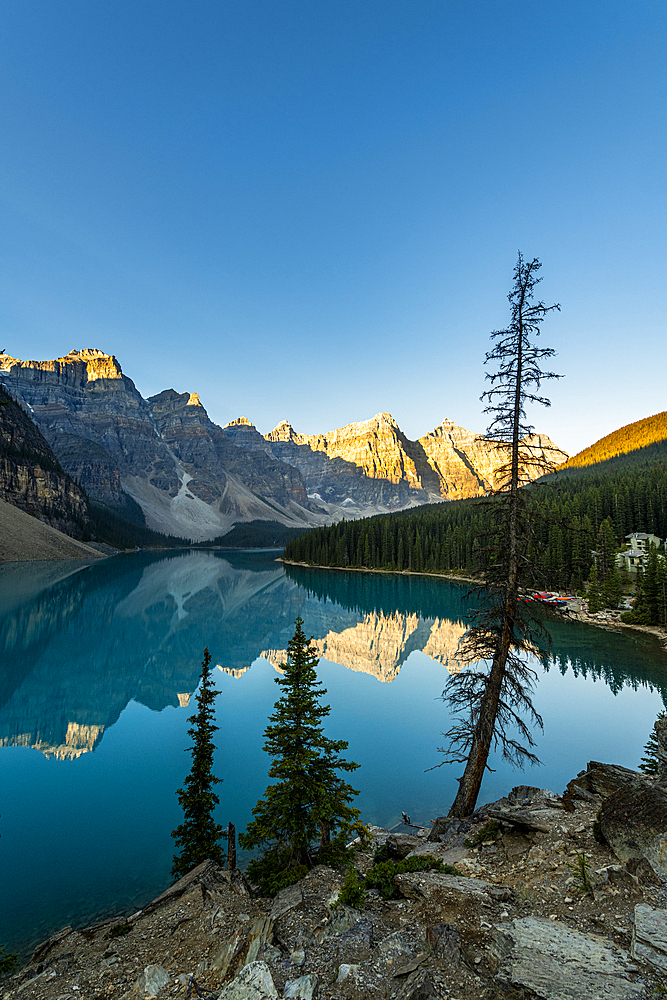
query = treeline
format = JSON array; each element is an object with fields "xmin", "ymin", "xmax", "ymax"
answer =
[{"xmin": 283, "ymin": 457, "xmax": 667, "ymax": 592}]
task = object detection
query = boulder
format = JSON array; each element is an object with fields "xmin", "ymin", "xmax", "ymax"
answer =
[
  {"xmin": 394, "ymin": 969, "xmax": 436, "ymax": 1000},
  {"xmin": 335, "ymin": 918, "xmax": 374, "ymax": 963},
  {"xmin": 490, "ymin": 917, "xmax": 640, "ymax": 999},
  {"xmin": 218, "ymin": 961, "xmax": 278, "ymax": 1000},
  {"xmin": 424, "ymin": 923, "xmax": 461, "ymax": 964},
  {"xmin": 270, "ymin": 883, "xmax": 304, "ymax": 921},
  {"xmin": 569, "ymin": 761, "xmax": 641, "ymax": 800},
  {"xmin": 136, "ymin": 964, "xmax": 169, "ymax": 997},
  {"xmin": 600, "ymin": 778, "xmax": 667, "ymax": 879},
  {"xmin": 394, "ymin": 872, "xmax": 510, "ymax": 907},
  {"xmin": 632, "ymin": 903, "xmax": 667, "ymax": 973},
  {"xmin": 485, "ymin": 803, "xmax": 554, "ymax": 832},
  {"xmin": 386, "ymin": 833, "xmax": 422, "ymax": 858},
  {"xmin": 427, "ymin": 816, "xmax": 462, "ymax": 843},
  {"xmin": 244, "ymin": 916, "xmax": 274, "ymax": 965},
  {"xmin": 283, "ymin": 973, "xmax": 318, "ymax": 999}
]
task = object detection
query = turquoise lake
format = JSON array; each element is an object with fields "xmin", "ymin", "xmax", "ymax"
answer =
[{"xmin": 1, "ymin": 549, "xmax": 666, "ymax": 958}]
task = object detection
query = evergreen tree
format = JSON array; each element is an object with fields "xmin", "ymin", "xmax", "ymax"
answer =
[
  {"xmin": 171, "ymin": 648, "xmax": 225, "ymax": 880},
  {"xmin": 639, "ymin": 711, "xmax": 667, "ymax": 774},
  {"xmin": 240, "ymin": 617, "xmax": 365, "ymax": 894},
  {"xmin": 600, "ymin": 564, "xmax": 622, "ymax": 609},
  {"xmin": 439, "ymin": 253, "xmax": 560, "ymax": 818},
  {"xmin": 586, "ymin": 565, "xmax": 602, "ymax": 613}
]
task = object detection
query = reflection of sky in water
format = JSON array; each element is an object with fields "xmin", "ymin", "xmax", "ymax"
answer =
[{"xmin": 0, "ymin": 550, "xmax": 666, "ymax": 958}]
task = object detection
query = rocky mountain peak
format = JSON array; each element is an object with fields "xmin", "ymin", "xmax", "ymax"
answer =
[
  {"xmin": 224, "ymin": 416, "xmax": 256, "ymax": 429},
  {"xmin": 265, "ymin": 419, "xmax": 297, "ymax": 442},
  {"xmin": 186, "ymin": 393, "xmax": 202, "ymax": 407}
]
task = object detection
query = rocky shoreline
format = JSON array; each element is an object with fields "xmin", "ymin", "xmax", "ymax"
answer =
[{"xmin": 5, "ymin": 757, "xmax": 667, "ymax": 1000}]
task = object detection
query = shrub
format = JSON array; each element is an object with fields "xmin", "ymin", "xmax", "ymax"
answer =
[
  {"xmin": 337, "ymin": 866, "xmax": 367, "ymax": 909},
  {"xmin": 364, "ymin": 856, "xmax": 459, "ymax": 900},
  {"xmin": 463, "ymin": 818, "xmax": 500, "ymax": 847}
]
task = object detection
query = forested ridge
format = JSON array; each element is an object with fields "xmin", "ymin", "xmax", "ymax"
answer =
[
  {"xmin": 563, "ymin": 410, "xmax": 667, "ymax": 470},
  {"xmin": 283, "ymin": 442, "xmax": 667, "ymax": 591}
]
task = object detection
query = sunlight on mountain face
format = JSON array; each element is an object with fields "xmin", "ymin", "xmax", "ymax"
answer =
[
  {"xmin": 255, "ymin": 612, "xmax": 466, "ymax": 683},
  {"xmin": 0, "ymin": 721, "xmax": 105, "ymax": 759}
]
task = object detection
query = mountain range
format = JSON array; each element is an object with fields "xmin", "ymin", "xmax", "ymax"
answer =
[{"xmin": 0, "ymin": 348, "xmax": 565, "ymax": 542}]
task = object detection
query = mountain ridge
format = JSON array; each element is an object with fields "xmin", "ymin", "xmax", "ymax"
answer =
[{"xmin": 1, "ymin": 349, "xmax": 566, "ymax": 541}]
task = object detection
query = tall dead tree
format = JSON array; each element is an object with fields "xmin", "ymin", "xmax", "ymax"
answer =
[{"xmin": 440, "ymin": 253, "xmax": 561, "ymax": 818}]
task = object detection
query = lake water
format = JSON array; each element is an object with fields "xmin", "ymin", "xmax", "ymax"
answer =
[{"xmin": 1, "ymin": 549, "xmax": 666, "ymax": 958}]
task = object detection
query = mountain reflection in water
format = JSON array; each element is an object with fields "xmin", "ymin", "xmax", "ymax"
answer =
[
  {"xmin": 1, "ymin": 550, "xmax": 666, "ymax": 761},
  {"xmin": 0, "ymin": 551, "xmax": 468, "ymax": 758}
]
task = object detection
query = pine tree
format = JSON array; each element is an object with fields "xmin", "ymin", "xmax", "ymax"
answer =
[
  {"xmin": 639, "ymin": 711, "xmax": 667, "ymax": 774},
  {"xmin": 587, "ymin": 565, "xmax": 602, "ymax": 613},
  {"xmin": 239, "ymin": 617, "xmax": 365, "ymax": 895},
  {"xmin": 438, "ymin": 253, "xmax": 561, "ymax": 818},
  {"xmin": 171, "ymin": 648, "xmax": 225, "ymax": 880}
]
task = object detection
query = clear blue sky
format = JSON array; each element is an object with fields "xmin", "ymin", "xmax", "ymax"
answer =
[{"xmin": 1, "ymin": 1, "xmax": 665, "ymax": 455}]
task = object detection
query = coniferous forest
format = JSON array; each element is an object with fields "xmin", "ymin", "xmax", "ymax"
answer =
[{"xmin": 283, "ymin": 444, "xmax": 667, "ymax": 594}]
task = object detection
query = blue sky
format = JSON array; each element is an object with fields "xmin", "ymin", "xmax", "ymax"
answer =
[{"xmin": 1, "ymin": 1, "xmax": 665, "ymax": 455}]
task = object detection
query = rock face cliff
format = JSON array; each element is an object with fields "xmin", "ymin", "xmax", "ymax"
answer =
[
  {"xmin": 0, "ymin": 351, "xmax": 322, "ymax": 541},
  {"xmin": 1, "ymin": 349, "xmax": 566, "ymax": 541},
  {"xmin": 0, "ymin": 383, "xmax": 90, "ymax": 535},
  {"xmin": 226, "ymin": 412, "xmax": 566, "ymax": 508}
]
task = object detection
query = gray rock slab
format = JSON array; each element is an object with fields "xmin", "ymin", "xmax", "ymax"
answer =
[
  {"xmin": 490, "ymin": 917, "xmax": 639, "ymax": 1000},
  {"xmin": 245, "ymin": 916, "xmax": 274, "ymax": 966},
  {"xmin": 486, "ymin": 805, "xmax": 555, "ymax": 832},
  {"xmin": 632, "ymin": 903, "xmax": 667, "ymax": 973},
  {"xmin": 218, "ymin": 961, "xmax": 278, "ymax": 999},
  {"xmin": 137, "ymin": 964, "xmax": 169, "ymax": 997},
  {"xmin": 394, "ymin": 969, "xmax": 436, "ymax": 1000},
  {"xmin": 386, "ymin": 833, "xmax": 422, "ymax": 858},
  {"xmin": 600, "ymin": 779, "xmax": 667, "ymax": 880},
  {"xmin": 394, "ymin": 871, "xmax": 510, "ymax": 905},
  {"xmin": 270, "ymin": 883, "xmax": 304, "ymax": 921},
  {"xmin": 283, "ymin": 973, "xmax": 318, "ymax": 999}
]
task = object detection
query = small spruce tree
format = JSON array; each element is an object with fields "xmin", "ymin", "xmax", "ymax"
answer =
[
  {"xmin": 240, "ymin": 617, "xmax": 365, "ymax": 895},
  {"xmin": 171, "ymin": 648, "xmax": 225, "ymax": 880}
]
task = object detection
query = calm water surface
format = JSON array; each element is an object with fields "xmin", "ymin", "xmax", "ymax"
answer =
[{"xmin": 1, "ymin": 550, "xmax": 666, "ymax": 957}]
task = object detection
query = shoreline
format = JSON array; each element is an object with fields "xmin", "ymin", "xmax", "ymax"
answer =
[{"xmin": 280, "ymin": 558, "xmax": 667, "ymax": 652}]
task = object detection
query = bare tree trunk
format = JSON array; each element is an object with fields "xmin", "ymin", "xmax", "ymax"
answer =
[
  {"xmin": 227, "ymin": 822, "xmax": 236, "ymax": 870},
  {"xmin": 319, "ymin": 819, "xmax": 331, "ymax": 850},
  {"xmin": 449, "ymin": 599, "xmax": 516, "ymax": 817}
]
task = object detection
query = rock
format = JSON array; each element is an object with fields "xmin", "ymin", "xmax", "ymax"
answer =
[
  {"xmin": 490, "ymin": 917, "xmax": 639, "ymax": 999},
  {"xmin": 245, "ymin": 916, "xmax": 274, "ymax": 965},
  {"xmin": 31, "ymin": 926, "xmax": 75, "ymax": 964},
  {"xmin": 570, "ymin": 761, "xmax": 641, "ymax": 800},
  {"xmin": 289, "ymin": 947, "xmax": 305, "ymax": 967},
  {"xmin": 336, "ymin": 918, "xmax": 374, "ymax": 963},
  {"xmin": 212, "ymin": 931, "xmax": 245, "ymax": 977},
  {"xmin": 625, "ymin": 857, "xmax": 662, "ymax": 886},
  {"xmin": 218, "ymin": 961, "xmax": 278, "ymax": 999},
  {"xmin": 600, "ymin": 777, "xmax": 667, "ymax": 879},
  {"xmin": 425, "ymin": 923, "xmax": 461, "ymax": 964},
  {"xmin": 427, "ymin": 816, "xmax": 461, "ymax": 843},
  {"xmin": 632, "ymin": 903, "xmax": 667, "ymax": 973},
  {"xmin": 326, "ymin": 905, "xmax": 362, "ymax": 936},
  {"xmin": 283, "ymin": 973, "xmax": 318, "ymax": 999},
  {"xmin": 394, "ymin": 969, "xmax": 436, "ymax": 1000},
  {"xmin": 136, "ymin": 964, "xmax": 169, "ymax": 997},
  {"xmin": 394, "ymin": 872, "xmax": 510, "ymax": 906},
  {"xmin": 486, "ymin": 803, "xmax": 554, "ymax": 832},
  {"xmin": 392, "ymin": 953, "xmax": 428, "ymax": 977},
  {"xmin": 335, "ymin": 963, "xmax": 359, "ymax": 983},
  {"xmin": 143, "ymin": 859, "xmax": 236, "ymax": 914},
  {"xmin": 378, "ymin": 931, "xmax": 415, "ymax": 965},
  {"xmin": 386, "ymin": 833, "xmax": 422, "ymax": 858},
  {"xmin": 270, "ymin": 883, "xmax": 304, "ymax": 921}
]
